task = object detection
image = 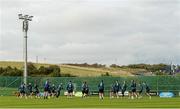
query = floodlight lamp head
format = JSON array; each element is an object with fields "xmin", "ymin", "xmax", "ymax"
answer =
[
  {"xmin": 18, "ymin": 14, "xmax": 22, "ymax": 17},
  {"xmin": 28, "ymin": 19, "xmax": 32, "ymax": 21},
  {"xmin": 18, "ymin": 14, "xmax": 24, "ymax": 19},
  {"xmin": 29, "ymin": 16, "xmax": 33, "ymax": 18},
  {"xmin": 24, "ymin": 15, "xmax": 29, "ymax": 19}
]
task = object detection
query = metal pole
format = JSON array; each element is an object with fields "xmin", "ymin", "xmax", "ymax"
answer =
[
  {"xmin": 36, "ymin": 56, "xmax": 38, "ymax": 63},
  {"xmin": 24, "ymin": 31, "xmax": 27, "ymax": 85},
  {"xmin": 18, "ymin": 14, "xmax": 33, "ymax": 85}
]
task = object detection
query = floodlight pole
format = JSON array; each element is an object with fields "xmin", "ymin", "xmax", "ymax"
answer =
[
  {"xmin": 24, "ymin": 27, "xmax": 27, "ymax": 85},
  {"xmin": 18, "ymin": 14, "xmax": 33, "ymax": 85}
]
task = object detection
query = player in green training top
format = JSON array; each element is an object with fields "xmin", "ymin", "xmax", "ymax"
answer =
[
  {"xmin": 121, "ymin": 81, "xmax": 127, "ymax": 98},
  {"xmin": 137, "ymin": 82, "xmax": 143, "ymax": 99},
  {"xmin": 66, "ymin": 81, "xmax": 74, "ymax": 98},
  {"xmin": 114, "ymin": 80, "xmax": 120, "ymax": 98},
  {"xmin": 130, "ymin": 80, "xmax": 137, "ymax": 99},
  {"xmin": 98, "ymin": 80, "xmax": 104, "ymax": 100},
  {"xmin": 81, "ymin": 81, "xmax": 89, "ymax": 98},
  {"xmin": 144, "ymin": 82, "xmax": 151, "ymax": 99},
  {"xmin": 56, "ymin": 83, "xmax": 63, "ymax": 98}
]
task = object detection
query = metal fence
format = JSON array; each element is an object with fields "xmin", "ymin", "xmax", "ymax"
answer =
[{"xmin": 0, "ymin": 76, "xmax": 180, "ymax": 96}]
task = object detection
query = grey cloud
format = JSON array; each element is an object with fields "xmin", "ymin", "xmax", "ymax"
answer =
[{"xmin": 0, "ymin": 0, "xmax": 180, "ymax": 65}]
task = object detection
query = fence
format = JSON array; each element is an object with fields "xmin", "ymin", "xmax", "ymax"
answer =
[{"xmin": 0, "ymin": 76, "xmax": 180, "ymax": 96}]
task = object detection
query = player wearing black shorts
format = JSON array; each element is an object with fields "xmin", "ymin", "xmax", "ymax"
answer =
[
  {"xmin": 66, "ymin": 81, "xmax": 74, "ymax": 98},
  {"xmin": 121, "ymin": 81, "xmax": 127, "ymax": 97},
  {"xmin": 44, "ymin": 79, "xmax": 50, "ymax": 99},
  {"xmin": 27, "ymin": 83, "xmax": 33, "ymax": 98},
  {"xmin": 130, "ymin": 80, "xmax": 137, "ymax": 99},
  {"xmin": 110, "ymin": 84, "xmax": 116, "ymax": 99},
  {"xmin": 19, "ymin": 83, "xmax": 26, "ymax": 98},
  {"xmin": 56, "ymin": 83, "xmax": 63, "ymax": 98},
  {"xmin": 81, "ymin": 81, "xmax": 89, "ymax": 98},
  {"xmin": 114, "ymin": 80, "xmax": 120, "ymax": 98},
  {"xmin": 51, "ymin": 84, "xmax": 56, "ymax": 97},
  {"xmin": 34, "ymin": 83, "xmax": 40, "ymax": 98},
  {"xmin": 138, "ymin": 82, "xmax": 143, "ymax": 98},
  {"xmin": 144, "ymin": 82, "xmax": 151, "ymax": 99},
  {"xmin": 98, "ymin": 80, "xmax": 104, "ymax": 100}
]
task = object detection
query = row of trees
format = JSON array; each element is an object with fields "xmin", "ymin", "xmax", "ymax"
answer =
[
  {"xmin": 69, "ymin": 63, "xmax": 176, "ymax": 73},
  {"xmin": 0, "ymin": 63, "xmax": 61, "ymax": 77},
  {"xmin": 110, "ymin": 63, "xmax": 180, "ymax": 75},
  {"xmin": 66, "ymin": 63, "xmax": 106, "ymax": 68},
  {"xmin": 1, "ymin": 62, "xmax": 179, "ymax": 76}
]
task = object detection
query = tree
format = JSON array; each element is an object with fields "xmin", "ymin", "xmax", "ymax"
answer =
[
  {"xmin": 39, "ymin": 66, "xmax": 49, "ymax": 75},
  {"xmin": 48, "ymin": 65, "xmax": 61, "ymax": 77},
  {"xmin": 27, "ymin": 62, "xmax": 38, "ymax": 75},
  {"xmin": 0, "ymin": 67, "xmax": 3, "ymax": 75}
]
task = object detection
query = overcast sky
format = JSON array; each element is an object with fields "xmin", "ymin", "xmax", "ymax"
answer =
[{"xmin": 0, "ymin": 0, "xmax": 180, "ymax": 65}]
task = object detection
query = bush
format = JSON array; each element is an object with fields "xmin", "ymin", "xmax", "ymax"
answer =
[
  {"xmin": 27, "ymin": 62, "xmax": 38, "ymax": 75},
  {"xmin": 0, "ymin": 63, "xmax": 61, "ymax": 77},
  {"xmin": 48, "ymin": 65, "xmax": 61, "ymax": 77},
  {"xmin": 38, "ymin": 66, "xmax": 49, "ymax": 75},
  {"xmin": 101, "ymin": 72, "xmax": 111, "ymax": 76},
  {"xmin": 60, "ymin": 73, "xmax": 76, "ymax": 77},
  {"xmin": 0, "ymin": 66, "xmax": 22, "ymax": 76}
]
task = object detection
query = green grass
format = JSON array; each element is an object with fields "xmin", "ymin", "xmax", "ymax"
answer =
[{"xmin": 0, "ymin": 96, "xmax": 179, "ymax": 108}]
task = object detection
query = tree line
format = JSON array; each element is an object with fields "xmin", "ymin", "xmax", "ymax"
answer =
[
  {"xmin": 0, "ymin": 62, "xmax": 61, "ymax": 77},
  {"xmin": 65, "ymin": 63, "xmax": 106, "ymax": 68},
  {"xmin": 0, "ymin": 62, "xmax": 179, "ymax": 76},
  {"xmin": 110, "ymin": 63, "xmax": 180, "ymax": 75}
]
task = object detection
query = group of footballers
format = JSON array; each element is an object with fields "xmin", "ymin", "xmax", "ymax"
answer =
[
  {"xmin": 18, "ymin": 79, "xmax": 151, "ymax": 99},
  {"xmin": 18, "ymin": 80, "xmax": 64, "ymax": 99},
  {"xmin": 109, "ymin": 80, "xmax": 151, "ymax": 99}
]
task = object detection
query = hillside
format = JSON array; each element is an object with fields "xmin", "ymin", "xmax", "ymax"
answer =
[{"xmin": 0, "ymin": 61, "xmax": 149, "ymax": 77}]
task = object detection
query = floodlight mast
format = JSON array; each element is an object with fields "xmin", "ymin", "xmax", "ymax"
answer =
[{"xmin": 18, "ymin": 14, "xmax": 33, "ymax": 85}]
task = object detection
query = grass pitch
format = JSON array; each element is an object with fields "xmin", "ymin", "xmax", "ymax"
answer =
[{"xmin": 0, "ymin": 96, "xmax": 179, "ymax": 108}]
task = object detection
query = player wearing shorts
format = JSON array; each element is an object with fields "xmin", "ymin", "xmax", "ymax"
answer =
[
  {"xmin": 34, "ymin": 83, "xmax": 40, "ymax": 98},
  {"xmin": 114, "ymin": 80, "xmax": 120, "ymax": 98},
  {"xmin": 130, "ymin": 80, "xmax": 137, "ymax": 99},
  {"xmin": 44, "ymin": 79, "xmax": 50, "ymax": 99},
  {"xmin": 110, "ymin": 84, "xmax": 116, "ymax": 99},
  {"xmin": 121, "ymin": 81, "xmax": 127, "ymax": 98},
  {"xmin": 27, "ymin": 83, "xmax": 33, "ymax": 98},
  {"xmin": 66, "ymin": 81, "xmax": 74, "ymax": 98},
  {"xmin": 138, "ymin": 82, "xmax": 143, "ymax": 99},
  {"xmin": 51, "ymin": 84, "xmax": 56, "ymax": 97},
  {"xmin": 56, "ymin": 83, "xmax": 63, "ymax": 98},
  {"xmin": 81, "ymin": 81, "xmax": 89, "ymax": 98},
  {"xmin": 144, "ymin": 82, "xmax": 151, "ymax": 99},
  {"xmin": 19, "ymin": 83, "xmax": 26, "ymax": 98},
  {"xmin": 98, "ymin": 80, "xmax": 104, "ymax": 100}
]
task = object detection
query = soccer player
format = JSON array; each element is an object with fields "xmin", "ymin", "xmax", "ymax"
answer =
[
  {"xmin": 114, "ymin": 80, "xmax": 120, "ymax": 98},
  {"xmin": 51, "ymin": 84, "xmax": 56, "ymax": 97},
  {"xmin": 130, "ymin": 80, "xmax": 137, "ymax": 99},
  {"xmin": 121, "ymin": 81, "xmax": 127, "ymax": 98},
  {"xmin": 44, "ymin": 79, "xmax": 50, "ymax": 99},
  {"xmin": 34, "ymin": 82, "xmax": 40, "ymax": 98},
  {"xmin": 56, "ymin": 83, "xmax": 63, "ymax": 98},
  {"xmin": 48, "ymin": 82, "xmax": 52, "ymax": 98},
  {"xmin": 98, "ymin": 80, "xmax": 104, "ymax": 100},
  {"xmin": 66, "ymin": 81, "xmax": 74, "ymax": 98},
  {"xmin": 143, "ymin": 82, "xmax": 151, "ymax": 99},
  {"xmin": 27, "ymin": 83, "xmax": 33, "ymax": 98},
  {"xmin": 110, "ymin": 84, "xmax": 115, "ymax": 99},
  {"xmin": 19, "ymin": 83, "xmax": 26, "ymax": 98},
  {"xmin": 81, "ymin": 81, "xmax": 89, "ymax": 98},
  {"xmin": 137, "ymin": 82, "xmax": 143, "ymax": 99}
]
